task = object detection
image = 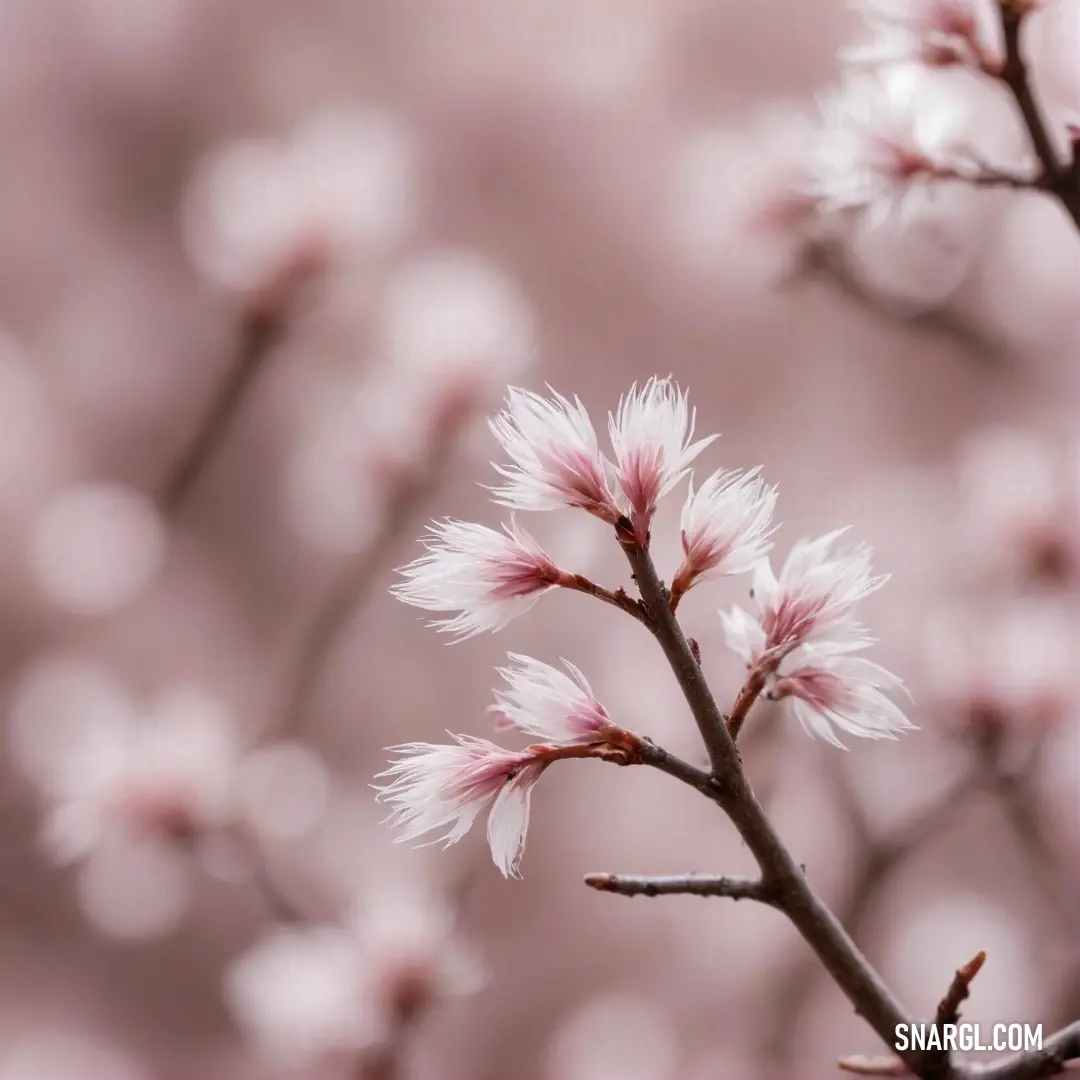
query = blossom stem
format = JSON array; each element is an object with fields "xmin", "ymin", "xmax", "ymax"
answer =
[
  {"xmin": 157, "ymin": 306, "xmax": 284, "ymax": 515},
  {"xmin": 584, "ymin": 872, "xmax": 777, "ymax": 902},
  {"xmin": 556, "ymin": 572, "xmax": 651, "ymax": 624},
  {"xmin": 726, "ymin": 666, "xmax": 768, "ymax": 741}
]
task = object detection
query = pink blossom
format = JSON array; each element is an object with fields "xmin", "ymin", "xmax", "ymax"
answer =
[
  {"xmin": 673, "ymin": 467, "xmax": 777, "ymax": 599},
  {"xmin": 489, "ymin": 387, "xmax": 621, "ymax": 523},
  {"xmin": 392, "ymin": 518, "xmax": 561, "ymax": 640},
  {"xmin": 490, "ymin": 654, "xmax": 621, "ymax": 745},
  {"xmin": 42, "ymin": 686, "xmax": 239, "ymax": 865},
  {"xmin": 721, "ymin": 529, "xmax": 886, "ymax": 665},
  {"xmin": 375, "ymin": 736, "xmax": 546, "ymax": 876},
  {"xmin": 842, "ymin": 0, "xmax": 1001, "ymax": 70},
  {"xmin": 227, "ymin": 888, "xmax": 484, "ymax": 1067},
  {"xmin": 608, "ymin": 377, "xmax": 717, "ymax": 543},
  {"xmin": 768, "ymin": 646, "xmax": 915, "ymax": 746},
  {"xmin": 803, "ymin": 68, "xmax": 973, "ymax": 226}
]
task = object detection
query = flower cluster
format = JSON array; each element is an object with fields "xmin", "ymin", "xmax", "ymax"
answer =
[
  {"xmin": 798, "ymin": 0, "xmax": 1061, "ymax": 226},
  {"xmin": 380, "ymin": 379, "xmax": 911, "ymax": 875}
]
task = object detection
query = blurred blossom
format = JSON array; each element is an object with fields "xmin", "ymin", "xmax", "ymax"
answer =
[
  {"xmin": 76, "ymin": 833, "xmax": 193, "ymax": 940},
  {"xmin": 667, "ymin": 111, "xmax": 819, "ymax": 281},
  {"xmin": 0, "ymin": 333, "xmax": 67, "ymax": 508},
  {"xmin": 954, "ymin": 426, "xmax": 1077, "ymax": 584},
  {"xmin": 234, "ymin": 740, "xmax": 331, "ymax": 841},
  {"xmin": 9, "ymin": 657, "xmax": 137, "ymax": 792},
  {"xmin": 802, "ymin": 66, "xmax": 979, "ymax": 227},
  {"xmin": 543, "ymin": 993, "xmax": 679, "ymax": 1080},
  {"xmin": 921, "ymin": 602, "xmax": 1077, "ymax": 734},
  {"xmin": 183, "ymin": 107, "xmax": 418, "ymax": 303},
  {"xmin": 841, "ymin": 0, "xmax": 1002, "ymax": 70},
  {"xmin": 0, "ymin": 1029, "xmax": 147, "ymax": 1080},
  {"xmin": 38, "ymin": 683, "xmax": 238, "ymax": 864},
  {"xmin": 380, "ymin": 249, "xmax": 538, "ymax": 399},
  {"xmin": 226, "ymin": 923, "xmax": 378, "ymax": 1067},
  {"xmin": 28, "ymin": 483, "xmax": 167, "ymax": 616},
  {"xmin": 226, "ymin": 888, "xmax": 480, "ymax": 1067},
  {"xmin": 282, "ymin": 405, "xmax": 391, "ymax": 556}
]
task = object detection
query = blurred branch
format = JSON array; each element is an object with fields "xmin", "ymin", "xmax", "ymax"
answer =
[
  {"xmin": 584, "ymin": 871, "xmax": 777, "ymax": 902},
  {"xmin": 995, "ymin": 1, "xmax": 1080, "ymax": 231},
  {"xmin": 280, "ymin": 391, "xmax": 479, "ymax": 734},
  {"xmin": 783, "ymin": 238, "xmax": 1008, "ymax": 367},
  {"xmin": 157, "ymin": 306, "xmax": 285, "ymax": 514}
]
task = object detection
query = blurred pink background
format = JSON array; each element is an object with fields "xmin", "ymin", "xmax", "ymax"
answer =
[{"xmin": 0, "ymin": 1, "xmax": 1077, "ymax": 1078}]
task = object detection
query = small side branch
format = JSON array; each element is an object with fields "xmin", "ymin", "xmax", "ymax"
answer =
[
  {"xmin": 584, "ymin": 872, "xmax": 777, "ymax": 903},
  {"xmin": 936, "ymin": 951, "xmax": 987, "ymax": 1028},
  {"xmin": 557, "ymin": 573, "xmax": 651, "ymax": 625},
  {"xmin": 839, "ymin": 1055, "xmax": 910, "ymax": 1076}
]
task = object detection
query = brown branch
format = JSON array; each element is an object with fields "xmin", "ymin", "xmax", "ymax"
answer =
[
  {"xmin": 936, "ymin": 950, "xmax": 987, "ymax": 1028},
  {"xmin": 784, "ymin": 238, "xmax": 1011, "ymax": 369},
  {"xmin": 760, "ymin": 757, "xmax": 989, "ymax": 1072},
  {"xmin": 727, "ymin": 666, "xmax": 768, "ymax": 740},
  {"xmin": 967, "ymin": 1021, "xmax": 1080, "ymax": 1080},
  {"xmin": 157, "ymin": 306, "xmax": 284, "ymax": 515},
  {"xmin": 584, "ymin": 871, "xmax": 778, "ymax": 902},
  {"xmin": 556, "ymin": 572, "xmax": 651, "ymax": 625},
  {"xmin": 995, "ymin": 1, "xmax": 1080, "ymax": 231},
  {"xmin": 617, "ymin": 533, "xmax": 921, "ymax": 1070}
]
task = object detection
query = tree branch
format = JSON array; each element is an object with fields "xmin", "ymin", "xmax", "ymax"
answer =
[
  {"xmin": 584, "ymin": 871, "xmax": 778, "ymax": 902},
  {"xmin": 965, "ymin": 1021, "xmax": 1080, "ymax": 1080},
  {"xmin": 617, "ymin": 534, "xmax": 920, "ymax": 1070},
  {"xmin": 556, "ymin": 573, "xmax": 651, "ymax": 625},
  {"xmin": 995, "ymin": 1, "xmax": 1080, "ymax": 231},
  {"xmin": 157, "ymin": 306, "xmax": 283, "ymax": 515}
]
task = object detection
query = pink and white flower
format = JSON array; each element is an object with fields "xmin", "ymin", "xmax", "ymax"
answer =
[
  {"xmin": 490, "ymin": 654, "xmax": 624, "ymax": 745},
  {"xmin": 672, "ymin": 468, "xmax": 777, "ymax": 600},
  {"xmin": 375, "ymin": 736, "xmax": 546, "ymax": 877},
  {"xmin": 842, "ymin": 0, "xmax": 1001, "ymax": 70},
  {"xmin": 392, "ymin": 518, "xmax": 561, "ymax": 640},
  {"xmin": 43, "ymin": 685, "xmax": 239, "ymax": 865},
  {"xmin": 489, "ymin": 387, "xmax": 621, "ymax": 523},
  {"xmin": 803, "ymin": 68, "xmax": 973, "ymax": 225},
  {"xmin": 226, "ymin": 887, "xmax": 483, "ymax": 1067},
  {"xmin": 608, "ymin": 378, "xmax": 717, "ymax": 543},
  {"xmin": 721, "ymin": 529, "xmax": 886, "ymax": 666},
  {"xmin": 766, "ymin": 645, "xmax": 915, "ymax": 746}
]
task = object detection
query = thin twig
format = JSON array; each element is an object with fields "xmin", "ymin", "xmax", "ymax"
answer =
[
  {"xmin": 558, "ymin": 573, "xmax": 651, "ymax": 625},
  {"xmin": 584, "ymin": 872, "xmax": 777, "ymax": 902},
  {"xmin": 157, "ymin": 306, "xmax": 283, "ymax": 515}
]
